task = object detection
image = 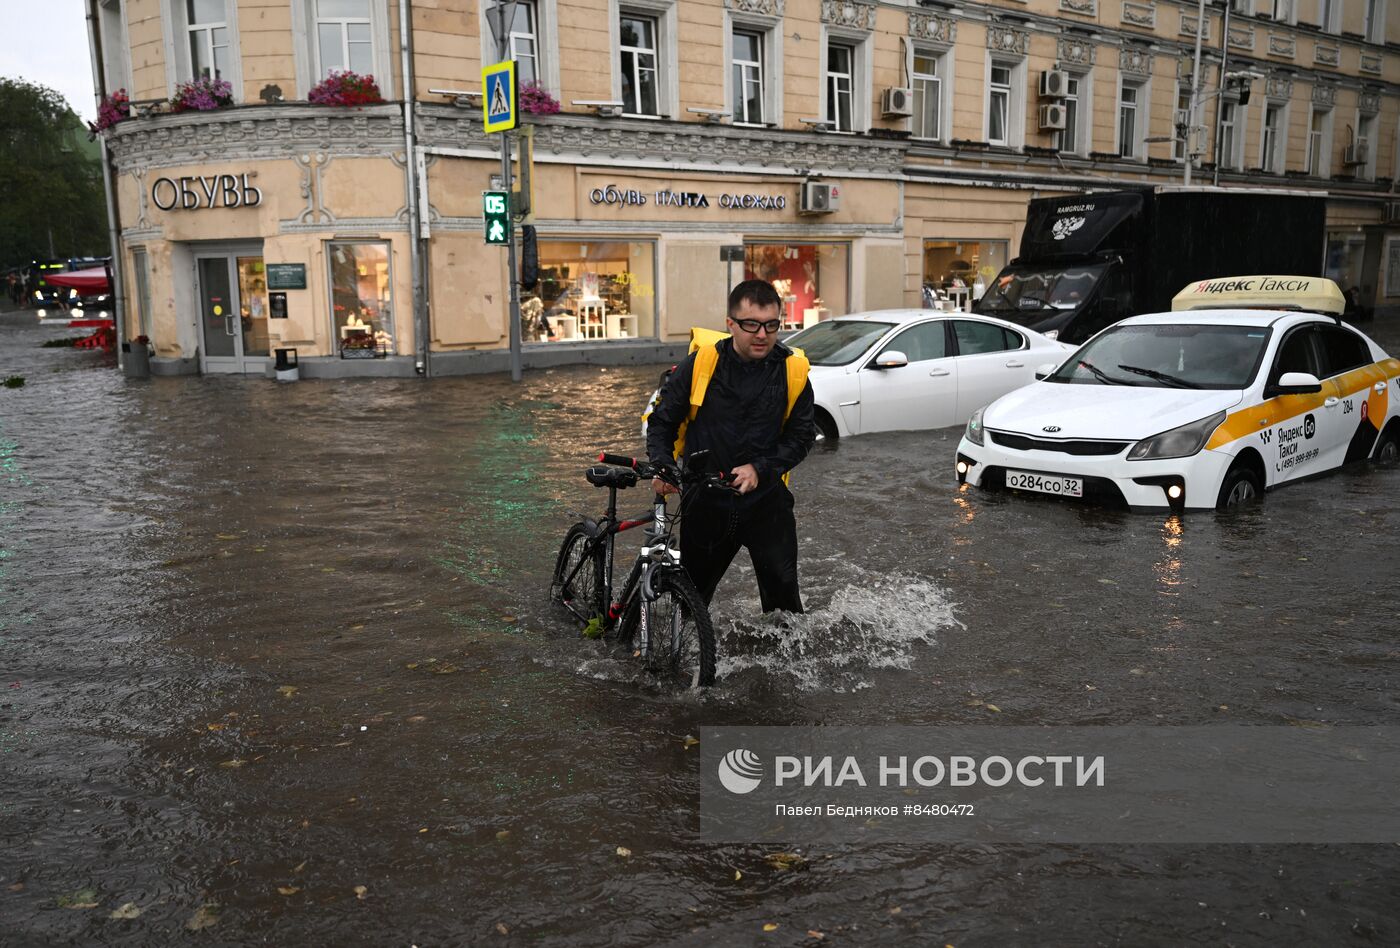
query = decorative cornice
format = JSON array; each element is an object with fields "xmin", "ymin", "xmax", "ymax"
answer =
[
  {"xmin": 987, "ymin": 23, "xmax": 1030, "ymax": 55},
  {"xmin": 821, "ymin": 0, "xmax": 876, "ymax": 30},
  {"xmin": 1121, "ymin": 1, "xmax": 1155, "ymax": 29},
  {"xmin": 1312, "ymin": 83, "xmax": 1338, "ymax": 108},
  {"xmin": 1228, "ymin": 26, "xmax": 1255, "ymax": 51},
  {"xmin": 1119, "ymin": 44, "xmax": 1152, "ymax": 78},
  {"xmin": 1360, "ymin": 53, "xmax": 1384, "ymax": 75},
  {"xmin": 724, "ymin": 0, "xmax": 784, "ymax": 16},
  {"xmin": 1179, "ymin": 12, "xmax": 1209, "ymax": 42},
  {"xmin": 1059, "ymin": 0, "xmax": 1096, "ymax": 15},
  {"xmin": 1360, "ymin": 90, "xmax": 1382, "ymax": 114},
  {"xmin": 1057, "ymin": 35, "xmax": 1096, "ymax": 68},
  {"xmin": 1266, "ymin": 73, "xmax": 1294, "ymax": 100},
  {"xmin": 1267, "ymin": 33, "xmax": 1296, "ymax": 59},
  {"xmin": 909, "ymin": 11, "xmax": 956, "ymax": 46},
  {"xmin": 1314, "ymin": 43, "xmax": 1340, "ymax": 67}
]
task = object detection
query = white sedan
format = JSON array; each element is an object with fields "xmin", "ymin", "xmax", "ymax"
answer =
[{"xmin": 785, "ymin": 310, "xmax": 1073, "ymax": 439}]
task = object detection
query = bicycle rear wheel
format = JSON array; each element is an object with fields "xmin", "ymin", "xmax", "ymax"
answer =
[
  {"xmin": 643, "ymin": 570, "xmax": 717, "ymax": 689},
  {"xmin": 551, "ymin": 524, "xmax": 604, "ymax": 623}
]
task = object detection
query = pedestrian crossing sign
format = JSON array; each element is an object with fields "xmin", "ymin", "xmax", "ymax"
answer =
[{"xmin": 482, "ymin": 61, "xmax": 518, "ymax": 133}]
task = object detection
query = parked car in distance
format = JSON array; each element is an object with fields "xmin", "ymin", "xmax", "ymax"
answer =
[{"xmin": 784, "ymin": 310, "xmax": 1073, "ymax": 439}]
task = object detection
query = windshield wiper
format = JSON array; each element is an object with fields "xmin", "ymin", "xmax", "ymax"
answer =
[
  {"xmin": 1117, "ymin": 364, "xmax": 1200, "ymax": 389},
  {"xmin": 1076, "ymin": 359, "xmax": 1130, "ymax": 385}
]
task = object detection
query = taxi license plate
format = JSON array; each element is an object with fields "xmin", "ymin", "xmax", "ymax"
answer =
[{"xmin": 1006, "ymin": 470, "xmax": 1083, "ymax": 498}]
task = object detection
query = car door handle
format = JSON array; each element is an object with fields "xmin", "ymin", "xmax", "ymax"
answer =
[
  {"xmin": 1005, "ymin": 360, "xmax": 1024, "ymax": 368},
  {"xmin": 1324, "ymin": 396, "xmax": 1340, "ymax": 408},
  {"xmin": 1376, "ymin": 381, "xmax": 1388, "ymax": 392},
  {"xmin": 929, "ymin": 368, "xmax": 950, "ymax": 377}
]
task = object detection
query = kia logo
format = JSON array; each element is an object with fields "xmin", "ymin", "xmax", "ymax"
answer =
[{"xmin": 1042, "ymin": 425, "xmax": 1062, "ymax": 433}]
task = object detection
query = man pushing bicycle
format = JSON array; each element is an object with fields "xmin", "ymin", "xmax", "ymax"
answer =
[{"xmin": 644, "ymin": 279, "xmax": 816, "ymax": 614}]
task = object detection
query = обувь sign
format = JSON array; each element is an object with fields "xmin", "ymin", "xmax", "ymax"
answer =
[{"xmin": 151, "ymin": 173, "xmax": 263, "ymax": 211}]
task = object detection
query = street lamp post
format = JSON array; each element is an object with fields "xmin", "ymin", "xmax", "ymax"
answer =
[
  {"xmin": 1183, "ymin": 0, "xmax": 1208, "ymax": 186},
  {"xmin": 487, "ymin": 0, "xmax": 524, "ymax": 382}
]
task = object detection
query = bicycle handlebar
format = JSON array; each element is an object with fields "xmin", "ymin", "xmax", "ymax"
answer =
[{"xmin": 594, "ymin": 451, "xmax": 733, "ymax": 489}]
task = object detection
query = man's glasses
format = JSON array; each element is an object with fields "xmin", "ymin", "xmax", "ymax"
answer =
[{"xmin": 732, "ymin": 318, "xmax": 782, "ymax": 334}]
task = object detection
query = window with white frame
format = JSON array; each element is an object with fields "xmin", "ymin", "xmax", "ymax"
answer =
[
  {"xmin": 98, "ymin": 0, "xmax": 132, "ymax": 93},
  {"xmin": 732, "ymin": 29, "xmax": 764, "ymax": 124},
  {"xmin": 1260, "ymin": 101, "xmax": 1285, "ymax": 172},
  {"xmin": 1357, "ymin": 111, "xmax": 1377, "ymax": 179},
  {"xmin": 1060, "ymin": 72, "xmax": 1088, "ymax": 155},
  {"xmin": 1174, "ymin": 85, "xmax": 1192, "ymax": 161},
  {"xmin": 988, "ymin": 62, "xmax": 1012, "ymax": 145},
  {"xmin": 1118, "ymin": 80, "xmax": 1143, "ymax": 159},
  {"xmin": 1271, "ymin": 0, "xmax": 1295, "ymax": 22},
  {"xmin": 1219, "ymin": 98, "xmax": 1242, "ymax": 169},
  {"xmin": 911, "ymin": 49, "xmax": 942, "ymax": 141},
  {"xmin": 315, "ymin": 0, "xmax": 373, "ymax": 77},
  {"xmin": 186, "ymin": 0, "xmax": 230, "ymax": 80},
  {"xmin": 620, "ymin": 12, "xmax": 660, "ymax": 115},
  {"xmin": 1318, "ymin": 0, "xmax": 1339, "ymax": 31},
  {"xmin": 826, "ymin": 41, "xmax": 855, "ymax": 131},
  {"xmin": 1306, "ymin": 106, "xmax": 1332, "ymax": 175},
  {"xmin": 1365, "ymin": 0, "xmax": 1386, "ymax": 43},
  {"xmin": 508, "ymin": 1, "xmax": 539, "ymax": 88},
  {"xmin": 1229, "ymin": 0, "xmax": 1251, "ymax": 13}
]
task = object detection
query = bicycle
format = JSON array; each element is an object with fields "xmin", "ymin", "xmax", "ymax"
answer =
[{"xmin": 550, "ymin": 450, "xmax": 727, "ymax": 690}]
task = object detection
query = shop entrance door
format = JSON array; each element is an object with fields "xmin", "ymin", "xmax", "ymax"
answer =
[{"xmin": 196, "ymin": 251, "xmax": 270, "ymax": 374}]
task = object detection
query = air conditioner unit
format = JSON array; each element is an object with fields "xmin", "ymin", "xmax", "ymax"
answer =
[
  {"xmin": 799, "ymin": 181, "xmax": 841, "ymax": 214},
  {"xmin": 1344, "ymin": 142, "xmax": 1370, "ymax": 166},
  {"xmin": 1039, "ymin": 69, "xmax": 1069, "ymax": 98},
  {"xmin": 881, "ymin": 86, "xmax": 914, "ymax": 117},
  {"xmin": 1038, "ymin": 103, "xmax": 1067, "ymax": 132}
]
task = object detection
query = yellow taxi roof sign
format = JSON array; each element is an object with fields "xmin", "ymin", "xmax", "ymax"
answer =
[{"xmin": 1171, "ymin": 275, "xmax": 1345, "ymax": 315}]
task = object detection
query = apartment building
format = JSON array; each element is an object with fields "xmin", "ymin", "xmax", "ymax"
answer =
[{"xmin": 89, "ymin": 0, "xmax": 1400, "ymax": 376}]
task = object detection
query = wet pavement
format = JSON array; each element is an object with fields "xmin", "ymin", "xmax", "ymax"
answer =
[{"xmin": 2, "ymin": 304, "xmax": 1399, "ymax": 946}]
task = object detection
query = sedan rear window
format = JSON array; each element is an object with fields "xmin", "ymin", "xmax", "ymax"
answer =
[
  {"xmin": 1049, "ymin": 324, "xmax": 1271, "ymax": 390},
  {"xmin": 786, "ymin": 320, "xmax": 895, "ymax": 366}
]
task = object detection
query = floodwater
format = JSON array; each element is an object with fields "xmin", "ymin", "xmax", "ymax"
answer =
[{"xmin": 2, "ymin": 306, "xmax": 1398, "ymax": 946}]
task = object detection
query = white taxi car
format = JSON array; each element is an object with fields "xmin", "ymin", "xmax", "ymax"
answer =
[
  {"xmin": 955, "ymin": 276, "xmax": 1400, "ymax": 511},
  {"xmin": 784, "ymin": 310, "xmax": 1071, "ymax": 439}
]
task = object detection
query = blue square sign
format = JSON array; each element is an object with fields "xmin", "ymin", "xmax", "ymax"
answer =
[{"xmin": 482, "ymin": 61, "xmax": 518, "ymax": 133}]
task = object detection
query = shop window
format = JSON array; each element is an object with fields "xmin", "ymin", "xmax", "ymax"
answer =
[
  {"xmin": 1325, "ymin": 233, "xmax": 1366, "ymax": 296},
  {"xmin": 922, "ymin": 240, "xmax": 1008, "ymax": 309},
  {"xmin": 744, "ymin": 243, "xmax": 850, "ymax": 327},
  {"xmin": 521, "ymin": 241, "xmax": 656, "ymax": 343},
  {"xmin": 327, "ymin": 242, "xmax": 394, "ymax": 355},
  {"xmin": 1307, "ymin": 106, "xmax": 1332, "ymax": 176}
]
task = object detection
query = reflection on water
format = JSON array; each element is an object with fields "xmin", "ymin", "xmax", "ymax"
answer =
[{"xmin": 2, "ymin": 308, "xmax": 1399, "ymax": 945}]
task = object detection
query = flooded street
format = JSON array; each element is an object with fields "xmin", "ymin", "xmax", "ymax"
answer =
[{"xmin": 2, "ymin": 307, "xmax": 1399, "ymax": 946}]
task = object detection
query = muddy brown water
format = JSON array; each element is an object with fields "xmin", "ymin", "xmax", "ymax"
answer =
[{"xmin": 1, "ymin": 307, "xmax": 1398, "ymax": 945}]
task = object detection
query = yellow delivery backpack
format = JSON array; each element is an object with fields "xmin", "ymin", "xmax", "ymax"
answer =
[{"xmin": 643, "ymin": 326, "xmax": 810, "ymax": 486}]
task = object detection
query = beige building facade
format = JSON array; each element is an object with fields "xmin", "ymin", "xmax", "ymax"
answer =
[{"xmin": 90, "ymin": 0, "xmax": 1400, "ymax": 376}]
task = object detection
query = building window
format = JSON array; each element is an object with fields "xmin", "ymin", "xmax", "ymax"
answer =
[
  {"xmin": 1219, "ymin": 99, "xmax": 1241, "ymax": 169},
  {"xmin": 522, "ymin": 241, "xmax": 656, "ymax": 342},
  {"xmin": 1229, "ymin": 0, "xmax": 1251, "ymax": 13},
  {"xmin": 1365, "ymin": 0, "xmax": 1385, "ymax": 43},
  {"xmin": 745, "ymin": 243, "xmax": 851, "ymax": 322},
  {"xmin": 1357, "ymin": 111, "xmax": 1377, "ymax": 179},
  {"xmin": 911, "ymin": 50, "xmax": 942, "ymax": 141},
  {"xmin": 1174, "ymin": 85, "xmax": 1192, "ymax": 162},
  {"xmin": 186, "ymin": 0, "xmax": 230, "ymax": 79},
  {"xmin": 508, "ymin": 1, "xmax": 539, "ymax": 87},
  {"xmin": 1319, "ymin": 0, "xmax": 1340, "ymax": 33},
  {"xmin": 826, "ymin": 42, "xmax": 855, "ymax": 131},
  {"xmin": 619, "ymin": 13, "xmax": 659, "ymax": 115},
  {"xmin": 315, "ymin": 0, "xmax": 374, "ymax": 77},
  {"xmin": 1307, "ymin": 106, "xmax": 1332, "ymax": 175},
  {"xmin": 1271, "ymin": 0, "xmax": 1295, "ymax": 23},
  {"xmin": 328, "ymin": 242, "xmax": 394, "ymax": 355},
  {"xmin": 1260, "ymin": 102, "xmax": 1286, "ymax": 173},
  {"xmin": 732, "ymin": 29, "xmax": 764, "ymax": 124},
  {"xmin": 1118, "ymin": 81, "xmax": 1142, "ymax": 159},
  {"xmin": 922, "ymin": 239, "xmax": 1009, "ymax": 308},
  {"xmin": 1061, "ymin": 73, "xmax": 1087, "ymax": 155},
  {"xmin": 987, "ymin": 62, "xmax": 1012, "ymax": 145}
]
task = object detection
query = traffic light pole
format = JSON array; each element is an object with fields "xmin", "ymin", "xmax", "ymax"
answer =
[{"xmin": 501, "ymin": 130, "xmax": 522, "ymax": 382}]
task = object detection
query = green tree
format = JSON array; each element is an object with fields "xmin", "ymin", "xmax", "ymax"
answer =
[{"xmin": 0, "ymin": 78, "xmax": 109, "ymax": 268}]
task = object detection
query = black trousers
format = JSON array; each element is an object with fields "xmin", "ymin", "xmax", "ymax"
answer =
[{"xmin": 679, "ymin": 485, "xmax": 803, "ymax": 614}]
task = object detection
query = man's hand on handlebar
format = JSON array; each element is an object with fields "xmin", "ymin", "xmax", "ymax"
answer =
[
  {"xmin": 651, "ymin": 477, "xmax": 679, "ymax": 496},
  {"xmin": 729, "ymin": 463, "xmax": 759, "ymax": 494}
]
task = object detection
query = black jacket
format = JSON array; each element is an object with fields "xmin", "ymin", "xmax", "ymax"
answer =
[{"xmin": 645, "ymin": 338, "xmax": 816, "ymax": 500}]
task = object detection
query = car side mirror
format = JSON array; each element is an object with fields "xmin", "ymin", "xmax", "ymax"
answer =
[
  {"xmin": 1268, "ymin": 371, "xmax": 1323, "ymax": 397},
  {"xmin": 1034, "ymin": 362, "xmax": 1058, "ymax": 381},
  {"xmin": 871, "ymin": 350, "xmax": 909, "ymax": 369}
]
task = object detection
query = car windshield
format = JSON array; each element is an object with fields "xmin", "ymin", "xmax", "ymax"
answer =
[
  {"xmin": 785, "ymin": 320, "xmax": 895, "ymax": 366},
  {"xmin": 1048, "ymin": 323, "xmax": 1271, "ymax": 389},
  {"xmin": 978, "ymin": 265, "xmax": 1107, "ymax": 323}
]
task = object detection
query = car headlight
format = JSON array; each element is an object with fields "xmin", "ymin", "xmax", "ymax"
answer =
[
  {"xmin": 965, "ymin": 406, "xmax": 986, "ymax": 446},
  {"xmin": 1127, "ymin": 411, "xmax": 1227, "ymax": 461},
  {"xmin": 1043, "ymin": 330, "xmax": 1059, "ymax": 340}
]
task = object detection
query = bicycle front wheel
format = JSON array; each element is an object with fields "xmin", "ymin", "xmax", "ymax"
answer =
[
  {"xmin": 643, "ymin": 570, "xmax": 717, "ymax": 689},
  {"xmin": 551, "ymin": 523, "xmax": 603, "ymax": 624}
]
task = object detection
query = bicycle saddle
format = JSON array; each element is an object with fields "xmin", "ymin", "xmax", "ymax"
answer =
[{"xmin": 586, "ymin": 466, "xmax": 638, "ymax": 489}]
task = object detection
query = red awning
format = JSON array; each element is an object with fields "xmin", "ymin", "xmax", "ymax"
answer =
[{"xmin": 44, "ymin": 267, "xmax": 111, "ymax": 293}]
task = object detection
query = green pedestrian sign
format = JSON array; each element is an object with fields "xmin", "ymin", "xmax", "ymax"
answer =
[{"xmin": 483, "ymin": 190, "xmax": 511, "ymax": 244}]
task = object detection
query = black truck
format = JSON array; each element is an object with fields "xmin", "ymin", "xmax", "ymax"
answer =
[{"xmin": 973, "ymin": 188, "xmax": 1327, "ymax": 344}]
